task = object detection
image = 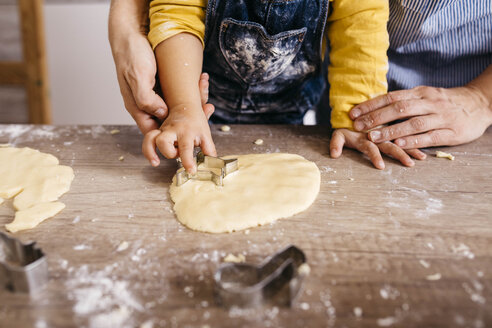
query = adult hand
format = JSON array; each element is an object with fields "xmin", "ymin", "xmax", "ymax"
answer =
[
  {"xmin": 330, "ymin": 129, "xmax": 426, "ymax": 170},
  {"xmin": 350, "ymin": 85, "xmax": 492, "ymax": 149},
  {"xmin": 108, "ymin": 0, "xmax": 213, "ymax": 134}
]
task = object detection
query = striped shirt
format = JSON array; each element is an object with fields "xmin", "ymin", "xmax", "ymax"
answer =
[{"xmin": 387, "ymin": 0, "xmax": 492, "ymax": 90}]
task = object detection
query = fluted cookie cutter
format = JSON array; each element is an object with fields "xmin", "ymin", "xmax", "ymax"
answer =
[
  {"xmin": 0, "ymin": 231, "xmax": 48, "ymax": 293},
  {"xmin": 176, "ymin": 151, "xmax": 238, "ymax": 186},
  {"xmin": 214, "ymin": 245, "xmax": 309, "ymax": 308}
]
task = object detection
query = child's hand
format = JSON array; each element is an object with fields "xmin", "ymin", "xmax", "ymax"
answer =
[
  {"xmin": 142, "ymin": 103, "xmax": 217, "ymax": 173},
  {"xmin": 329, "ymin": 129, "xmax": 426, "ymax": 169}
]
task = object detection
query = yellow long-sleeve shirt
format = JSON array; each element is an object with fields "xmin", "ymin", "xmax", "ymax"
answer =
[{"xmin": 148, "ymin": 0, "xmax": 389, "ymax": 129}]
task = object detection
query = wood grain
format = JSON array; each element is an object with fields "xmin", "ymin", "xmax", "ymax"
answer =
[{"xmin": 0, "ymin": 124, "xmax": 490, "ymax": 328}]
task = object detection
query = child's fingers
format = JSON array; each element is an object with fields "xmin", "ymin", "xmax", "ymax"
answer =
[
  {"xmin": 358, "ymin": 140, "xmax": 385, "ymax": 170},
  {"xmin": 177, "ymin": 138, "xmax": 196, "ymax": 174},
  {"xmin": 405, "ymin": 149, "xmax": 427, "ymax": 160},
  {"xmin": 378, "ymin": 142, "xmax": 415, "ymax": 167},
  {"xmin": 156, "ymin": 131, "xmax": 179, "ymax": 159},
  {"xmin": 200, "ymin": 134, "xmax": 217, "ymax": 157},
  {"xmin": 142, "ymin": 129, "xmax": 162, "ymax": 166},
  {"xmin": 330, "ymin": 130, "xmax": 345, "ymax": 158}
]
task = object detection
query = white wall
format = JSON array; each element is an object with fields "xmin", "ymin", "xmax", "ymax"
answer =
[{"xmin": 45, "ymin": 3, "xmax": 133, "ymax": 124}]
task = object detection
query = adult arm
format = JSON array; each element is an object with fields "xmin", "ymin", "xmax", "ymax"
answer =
[
  {"xmin": 350, "ymin": 65, "xmax": 492, "ymax": 148},
  {"xmin": 108, "ymin": 0, "xmax": 168, "ymax": 133}
]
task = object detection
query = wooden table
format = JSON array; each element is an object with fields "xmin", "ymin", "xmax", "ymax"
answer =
[{"xmin": 0, "ymin": 124, "xmax": 491, "ymax": 328}]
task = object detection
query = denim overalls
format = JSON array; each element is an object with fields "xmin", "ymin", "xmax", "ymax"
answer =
[{"xmin": 203, "ymin": 0, "xmax": 330, "ymax": 124}]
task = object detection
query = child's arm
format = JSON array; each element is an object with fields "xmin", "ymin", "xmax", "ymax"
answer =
[
  {"xmin": 326, "ymin": 0, "xmax": 425, "ymax": 168},
  {"xmin": 142, "ymin": 33, "xmax": 216, "ymax": 174}
]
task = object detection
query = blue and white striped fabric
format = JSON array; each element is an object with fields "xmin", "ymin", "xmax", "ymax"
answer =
[{"xmin": 387, "ymin": 0, "xmax": 492, "ymax": 90}]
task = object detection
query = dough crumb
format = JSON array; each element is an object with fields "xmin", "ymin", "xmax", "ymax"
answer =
[
  {"xmin": 377, "ymin": 317, "xmax": 397, "ymax": 327},
  {"xmin": 353, "ymin": 307, "xmax": 363, "ymax": 317},
  {"xmin": 254, "ymin": 138, "xmax": 264, "ymax": 145},
  {"xmin": 220, "ymin": 125, "xmax": 231, "ymax": 132},
  {"xmin": 139, "ymin": 320, "xmax": 153, "ymax": 328},
  {"xmin": 426, "ymin": 273, "xmax": 442, "ymax": 281},
  {"xmin": 349, "ymin": 178, "xmax": 355, "ymax": 181},
  {"xmin": 300, "ymin": 302, "xmax": 310, "ymax": 310},
  {"xmin": 298, "ymin": 263, "xmax": 311, "ymax": 276},
  {"xmin": 419, "ymin": 259, "xmax": 430, "ymax": 268},
  {"xmin": 118, "ymin": 156, "xmax": 124, "ymax": 161},
  {"xmin": 116, "ymin": 241, "xmax": 129, "ymax": 252},
  {"xmin": 110, "ymin": 129, "xmax": 120, "ymax": 135},
  {"xmin": 244, "ymin": 229, "xmax": 250, "ymax": 235},
  {"xmin": 436, "ymin": 150, "xmax": 454, "ymax": 160},
  {"xmin": 223, "ymin": 253, "xmax": 246, "ymax": 263}
]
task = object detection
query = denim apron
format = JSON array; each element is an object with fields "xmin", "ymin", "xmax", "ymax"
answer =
[{"xmin": 203, "ymin": 0, "xmax": 329, "ymax": 124}]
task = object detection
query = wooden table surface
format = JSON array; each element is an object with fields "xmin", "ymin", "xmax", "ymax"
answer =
[{"xmin": 0, "ymin": 124, "xmax": 490, "ymax": 328}]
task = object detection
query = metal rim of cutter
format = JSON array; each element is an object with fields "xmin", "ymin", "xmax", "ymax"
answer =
[
  {"xmin": 176, "ymin": 151, "xmax": 238, "ymax": 186},
  {"xmin": 214, "ymin": 245, "xmax": 307, "ymax": 308},
  {"xmin": 0, "ymin": 232, "xmax": 48, "ymax": 293}
]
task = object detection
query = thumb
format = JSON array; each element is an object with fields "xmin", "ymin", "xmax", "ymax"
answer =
[{"xmin": 127, "ymin": 76, "xmax": 168, "ymax": 119}]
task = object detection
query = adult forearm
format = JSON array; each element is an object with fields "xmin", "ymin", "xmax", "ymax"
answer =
[
  {"xmin": 467, "ymin": 64, "xmax": 492, "ymax": 114},
  {"xmin": 109, "ymin": 0, "xmax": 149, "ymax": 48}
]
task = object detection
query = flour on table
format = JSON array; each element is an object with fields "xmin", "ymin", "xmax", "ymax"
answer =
[
  {"xmin": 0, "ymin": 147, "xmax": 74, "ymax": 232},
  {"xmin": 169, "ymin": 153, "xmax": 320, "ymax": 233}
]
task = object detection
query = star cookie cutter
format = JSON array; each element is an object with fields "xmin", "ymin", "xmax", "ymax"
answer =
[
  {"xmin": 176, "ymin": 151, "xmax": 238, "ymax": 186},
  {"xmin": 0, "ymin": 232, "xmax": 48, "ymax": 293}
]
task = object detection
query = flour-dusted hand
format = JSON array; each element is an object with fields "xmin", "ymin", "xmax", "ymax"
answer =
[
  {"xmin": 330, "ymin": 129, "xmax": 426, "ymax": 170},
  {"xmin": 349, "ymin": 66, "xmax": 492, "ymax": 149},
  {"xmin": 142, "ymin": 103, "xmax": 216, "ymax": 173}
]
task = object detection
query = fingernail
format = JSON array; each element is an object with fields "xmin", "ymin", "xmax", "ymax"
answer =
[
  {"xmin": 156, "ymin": 108, "xmax": 165, "ymax": 117},
  {"xmin": 351, "ymin": 108, "xmax": 361, "ymax": 118},
  {"xmin": 151, "ymin": 159, "xmax": 159, "ymax": 166},
  {"xmin": 378, "ymin": 160, "xmax": 385, "ymax": 169},
  {"xmin": 369, "ymin": 130, "xmax": 381, "ymax": 142},
  {"xmin": 396, "ymin": 139, "xmax": 406, "ymax": 147},
  {"xmin": 354, "ymin": 121, "xmax": 365, "ymax": 131},
  {"xmin": 408, "ymin": 159, "xmax": 415, "ymax": 166}
]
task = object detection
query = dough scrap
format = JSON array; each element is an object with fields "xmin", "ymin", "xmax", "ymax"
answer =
[
  {"xmin": 0, "ymin": 147, "xmax": 74, "ymax": 233},
  {"xmin": 435, "ymin": 150, "xmax": 455, "ymax": 160},
  {"xmin": 169, "ymin": 153, "xmax": 320, "ymax": 233}
]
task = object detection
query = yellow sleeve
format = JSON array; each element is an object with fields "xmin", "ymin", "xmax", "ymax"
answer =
[
  {"xmin": 327, "ymin": 0, "xmax": 389, "ymax": 129},
  {"xmin": 148, "ymin": 0, "xmax": 207, "ymax": 49}
]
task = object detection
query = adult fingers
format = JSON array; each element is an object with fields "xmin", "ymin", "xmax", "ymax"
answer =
[
  {"xmin": 329, "ymin": 129, "xmax": 346, "ymax": 158},
  {"xmin": 394, "ymin": 129, "xmax": 456, "ymax": 149},
  {"xmin": 142, "ymin": 129, "xmax": 162, "ymax": 166},
  {"xmin": 203, "ymin": 103, "xmax": 215, "ymax": 120},
  {"xmin": 367, "ymin": 114, "xmax": 443, "ymax": 143},
  {"xmin": 353, "ymin": 99, "xmax": 437, "ymax": 132},
  {"xmin": 177, "ymin": 138, "xmax": 196, "ymax": 174},
  {"xmin": 125, "ymin": 72, "xmax": 168, "ymax": 120},
  {"xmin": 350, "ymin": 88, "xmax": 423, "ymax": 120},
  {"xmin": 199, "ymin": 72, "xmax": 210, "ymax": 105},
  {"xmin": 118, "ymin": 77, "xmax": 160, "ymax": 134},
  {"xmin": 377, "ymin": 142, "xmax": 415, "ymax": 167},
  {"xmin": 405, "ymin": 149, "xmax": 427, "ymax": 160},
  {"xmin": 156, "ymin": 131, "xmax": 178, "ymax": 160}
]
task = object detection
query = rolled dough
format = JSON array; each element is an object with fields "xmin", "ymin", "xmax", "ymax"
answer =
[
  {"xmin": 0, "ymin": 147, "xmax": 74, "ymax": 233},
  {"xmin": 169, "ymin": 153, "xmax": 320, "ymax": 233}
]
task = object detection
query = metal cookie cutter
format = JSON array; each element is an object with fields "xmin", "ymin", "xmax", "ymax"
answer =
[
  {"xmin": 176, "ymin": 151, "xmax": 238, "ymax": 186},
  {"xmin": 0, "ymin": 232, "xmax": 48, "ymax": 293},
  {"xmin": 214, "ymin": 245, "xmax": 309, "ymax": 308}
]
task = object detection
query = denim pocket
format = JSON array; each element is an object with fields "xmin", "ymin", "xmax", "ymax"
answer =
[{"xmin": 219, "ymin": 18, "xmax": 307, "ymax": 85}]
